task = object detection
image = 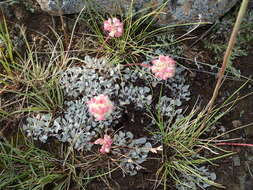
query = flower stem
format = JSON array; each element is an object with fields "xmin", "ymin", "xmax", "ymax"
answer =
[
  {"xmin": 96, "ymin": 36, "xmax": 110, "ymax": 58},
  {"xmin": 124, "ymin": 63, "xmax": 150, "ymax": 68},
  {"xmin": 216, "ymin": 142, "xmax": 253, "ymax": 147}
]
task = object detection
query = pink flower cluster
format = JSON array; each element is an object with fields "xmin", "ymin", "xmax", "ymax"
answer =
[
  {"xmin": 102, "ymin": 18, "xmax": 176, "ymax": 80},
  {"xmin": 94, "ymin": 134, "xmax": 113, "ymax": 154},
  {"xmin": 88, "ymin": 95, "xmax": 114, "ymax": 154},
  {"xmin": 151, "ymin": 55, "xmax": 176, "ymax": 80},
  {"xmin": 103, "ymin": 17, "xmax": 124, "ymax": 38},
  {"xmin": 87, "ymin": 94, "xmax": 113, "ymax": 121}
]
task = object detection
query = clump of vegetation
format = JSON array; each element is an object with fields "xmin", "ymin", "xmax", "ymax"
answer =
[
  {"xmin": 1, "ymin": 0, "xmax": 252, "ymax": 189},
  {"xmin": 154, "ymin": 105, "xmax": 233, "ymax": 189}
]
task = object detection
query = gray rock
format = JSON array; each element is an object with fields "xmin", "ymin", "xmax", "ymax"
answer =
[
  {"xmin": 36, "ymin": 0, "xmax": 239, "ymax": 25},
  {"xmin": 36, "ymin": 0, "xmax": 85, "ymax": 15}
]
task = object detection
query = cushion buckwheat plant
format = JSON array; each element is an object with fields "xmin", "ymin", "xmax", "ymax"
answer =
[
  {"xmin": 112, "ymin": 131, "xmax": 152, "ymax": 176},
  {"xmin": 23, "ymin": 55, "xmax": 190, "ymax": 176}
]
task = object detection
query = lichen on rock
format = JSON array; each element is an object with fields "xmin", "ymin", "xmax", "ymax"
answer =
[{"xmin": 36, "ymin": 0, "xmax": 239, "ymax": 25}]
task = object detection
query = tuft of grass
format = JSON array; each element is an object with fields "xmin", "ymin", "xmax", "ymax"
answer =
[
  {"xmin": 0, "ymin": 136, "xmax": 66, "ymax": 189},
  {"xmin": 152, "ymin": 77, "xmax": 250, "ymax": 189},
  {"xmin": 0, "ymin": 20, "xmax": 68, "ymax": 116},
  {"xmin": 151, "ymin": 99, "xmax": 236, "ymax": 189},
  {"xmin": 82, "ymin": 0, "xmax": 207, "ymax": 65},
  {"xmin": 0, "ymin": 131, "xmax": 118, "ymax": 190},
  {"xmin": 0, "ymin": 17, "xmax": 22, "ymax": 89}
]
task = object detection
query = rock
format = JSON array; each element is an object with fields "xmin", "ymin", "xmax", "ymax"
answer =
[
  {"xmin": 36, "ymin": 0, "xmax": 85, "ymax": 16},
  {"xmin": 36, "ymin": 0, "xmax": 239, "ymax": 25}
]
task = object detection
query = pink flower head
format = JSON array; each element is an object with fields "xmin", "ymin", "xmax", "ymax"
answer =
[
  {"xmin": 87, "ymin": 94, "xmax": 113, "ymax": 121},
  {"xmin": 151, "ymin": 55, "xmax": 176, "ymax": 80},
  {"xmin": 94, "ymin": 134, "xmax": 113, "ymax": 154},
  {"xmin": 103, "ymin": 17, "xmax": 124, "ymax": 38}
]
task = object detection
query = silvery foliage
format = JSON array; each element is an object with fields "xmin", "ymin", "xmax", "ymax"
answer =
[
  {"xmin": 23, "ymin": 114, "xmax": 53, "ymax": 143},
  {"xmin": 23, "ymin": 55, "xmax": 190, "ymax": 151},
  {"xmin": 176, "ymin": 166, "xmax": 217, "ymax": 190},
  {"xmin": 60, "ymin": 56, "xmax": 153, "ymax": 108},
  {"xmin": 154, "ymin": 33, "xmax": 184, "ymax": 56},
  {"xmin": 59, "ymin": 56, "xmax": 119, "ymax": 98},
  {"xmin": 23, "ymin": 99, "xmax": 121, "ymax": 151},
  {"xmin": 23, "ymin": 56, "xmax": 151, "ymax": 150},
  {"xmin": 122, "ymin": 62, "xmax": 190, "ymax": 118},
  {"xmin": 155, "ymin": 66, "xmax": 190, "ymax": 119},
  {"xmin": 112, "ymin": 131, "xmax": 152, "ymax": 176},
  {"xmin": 52, "ymin": 98, "xmax": 121, "ymax": 150},
  {"xmin": 134, "ymin": 61, "xmax": 190, "ymax": 124}
]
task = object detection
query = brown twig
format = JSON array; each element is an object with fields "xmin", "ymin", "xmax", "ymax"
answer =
[
  {"xmin": 196, "ymin": 0, "xmax": 249, "ymax": 136},
  {"xmin": 59, "ymin": 14, "xmax": 69, "ymax": 49},
  {"xmin": 95, "ymin": 36, "xmax": 110, "ymax": 58},
  {"xmin": 206, "ymin": 0, "xmax": 249, "ymax": 114}
]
